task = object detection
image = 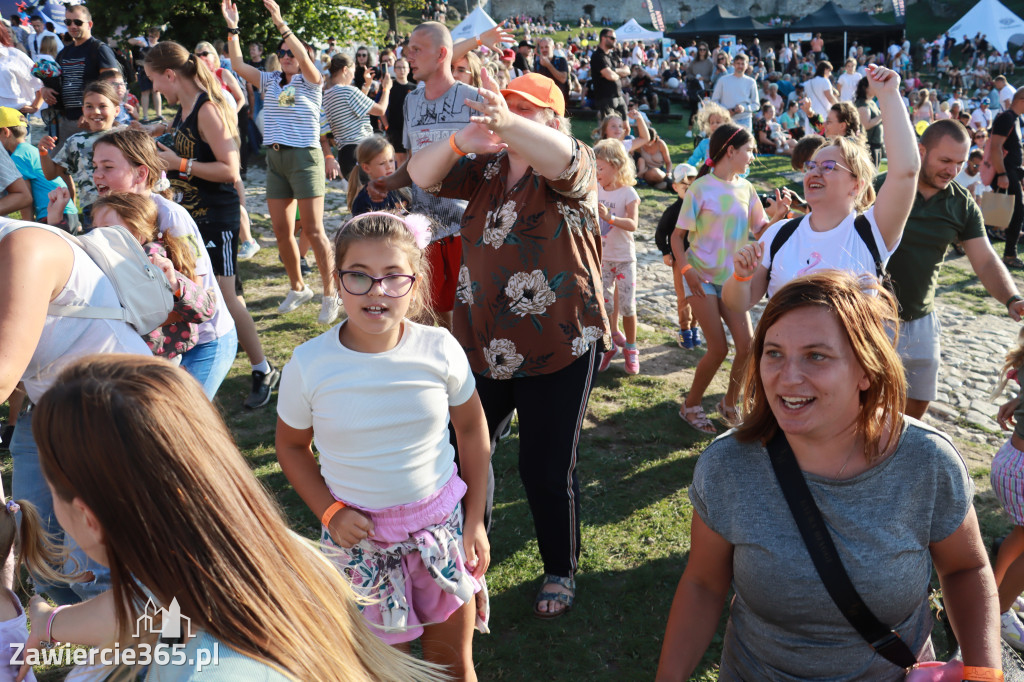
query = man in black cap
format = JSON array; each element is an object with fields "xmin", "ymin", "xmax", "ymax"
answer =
[
  {"xmin": 513, "ymin": 39, "xmax": 534, "ymax": 77},
  {"xmin": 590, "ymin": 28, "xmax": 629, "ymax": 121}
]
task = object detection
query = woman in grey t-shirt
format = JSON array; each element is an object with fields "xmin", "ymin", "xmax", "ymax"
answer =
[{"xmin": 656, "ymin": 270, "xmax": 1000, "ymax": 681}]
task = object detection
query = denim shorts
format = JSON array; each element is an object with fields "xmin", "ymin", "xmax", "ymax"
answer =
[{"xmin": 682, "ymin": 278, "xmax": 724, "ymax": 298}]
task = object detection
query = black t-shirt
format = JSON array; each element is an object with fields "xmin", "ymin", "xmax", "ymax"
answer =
[
  {"xmin": 513, "ymin": 52, "xmax": 531, "ymax": 76},
  {"xmin": 534, "ymin": 55, "xmax": 569, "ymax": 101},
  {"xmin": 590, "ymin": 48, "xmax": 622, "ymax": 101},
  {"xmin": 655, "ymin": 197, "xmax": 683, "ymax": 256},
  {"xmin": 993, "ymin": 109, "xmax": 1023, "ymax": 172},
  {"xmin": 57, "ymin": 37, "xmax": 119, "ymax": 120},
  {"xmin": 386, "ymin": 81, "xmax": 417, "ymax": 152},
  {"xmin": 169, "ymin": 93, "xmax": 240, "ymax": 226}
]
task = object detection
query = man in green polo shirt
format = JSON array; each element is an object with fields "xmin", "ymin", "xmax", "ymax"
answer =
[{"xmin": 876, "ymin": 119, "xmax": 1024, "ymax": 420}]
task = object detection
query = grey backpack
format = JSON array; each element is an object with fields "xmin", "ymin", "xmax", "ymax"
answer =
[{"xmin": 0, "ymin": 219, "xmax": 174, "ymax": 335}]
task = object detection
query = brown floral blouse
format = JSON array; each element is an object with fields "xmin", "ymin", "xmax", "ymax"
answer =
[{"xmin": 427, "ymin": 137, "xmax": 609, "ymax": 379}]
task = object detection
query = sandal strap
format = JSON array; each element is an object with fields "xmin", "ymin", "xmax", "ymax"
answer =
[
  {"xmin": 541, "ymin": 574, "xmax": 576, "ymax": 591},
  {"xmin": 537, "ymin": 591, "xmax": 574, "ymax": 607},
  {"xmin": 683, "ymin": 406, "xmax": 713, "ymax": 426}
]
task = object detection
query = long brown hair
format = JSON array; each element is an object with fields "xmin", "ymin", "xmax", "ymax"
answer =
[
  {"xmin": 732, "ymin": 270, "xmax": 905, "ymax": 462},
  {"xmin": 144, "ymin": 41, "xmax": 239, "ymax": 144},
  {"xmin": 92, "ymin": 192, "xmax": 196, "ymax": 281},
  {"xmin": 94, "ymin": 129, "xmax": 171, "ymax": 199},
  {"xmin": 33, "ymin": 355, "xmax": 443, "ymax": 682},
  {"xmin": 0, "ymin": 499, "xmax": 77, "ymax": 592},
  {"xmin": 696, "ymin": 122, "xmax": 753, "ymax": 180}
]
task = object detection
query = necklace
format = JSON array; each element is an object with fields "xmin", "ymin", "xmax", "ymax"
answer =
[{"xmin": 834, "ymin": 449, "xmax": 857, "ymax": 481}]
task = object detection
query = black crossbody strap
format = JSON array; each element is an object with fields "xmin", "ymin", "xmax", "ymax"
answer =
[{"xmin": 765, "ymin": 431, "xmax": 917, "ymax": 669}]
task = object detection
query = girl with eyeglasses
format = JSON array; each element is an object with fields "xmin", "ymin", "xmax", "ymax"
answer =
[
  {"xmin": 222, "ymin": 0, "xmax": 339, "ymax": 325},
  {"xmin": 277, "ymin": 212, "xmax": 490, "ymax": 680},
  {"xmin": 723, "ymin": 65, "xmax": 919, "ymax": 311}
]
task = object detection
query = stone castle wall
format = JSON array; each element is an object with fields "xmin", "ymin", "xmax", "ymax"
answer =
[{"xmin": 480, "ymin": 0, "xmax": 905, "ymax": 28}]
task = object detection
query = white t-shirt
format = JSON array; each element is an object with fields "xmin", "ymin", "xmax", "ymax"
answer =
[
  {"xmin": 806, "ymin": 75, "xmax": 835, "ymax": 119},
  {"xmin": 758, "ymin": 206, "xmax": 898, "ymax": 298},
  {"xmin": 969, "ymin": 107, "xmax": 993, "ymax": 131},
  {"xmin": 277, "ymin": 320, "xmax": 476, "ymax": 509},
  {"xmin": 837, "ymin": 72, "xmax": 861, "ymax": 102},
  {"xmin": 599, "ymin": 184, "xmax": 640, "ymax": 261},
  {"xmin": 999, "ymin": 84, "xmax": 1018, "ymax": 111},
  {"xmin": 152, "ymin": 194, "xmax": 234, "ymax": 345}
]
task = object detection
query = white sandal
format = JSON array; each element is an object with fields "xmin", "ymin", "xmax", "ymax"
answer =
[{"xmin": 679, "ymin": 404, "xmax": 716, "ymax": 434}]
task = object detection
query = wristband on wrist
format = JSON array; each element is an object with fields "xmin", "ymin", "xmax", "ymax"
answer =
[
  {"xmin": 186, "ymin": 158, "xmax": 195, "ymax": 178},
  {"xmin": 227, "ymin": 34, "xmax": 239, "ymax": 42},
  {"xmin": 227, "ymin": 26, "xmax": 240, "ymax": 34},
  {"xmin": 961, "ymin": 666, "xmax": 1004, "ymax": 681},
  {"xmin": 325, "ymin": 154, "xmax": 335, "ymax": 160},
  {"xmin": 46, "ymin": 605, "xmax": 68, "ymax": 643},
  {"xmin": 321, "ymin": 500, "xmax": 347, "ymax": 528},
  {"xmin": 679, "ymin": 264, "xmax": 693, "ymax": 276},
  {"xmin": 449, "ymin": 133, "xmax": 467, "ymax": 157},
  {"xmin": 476, "ymin": 36, "xmax": 483, "ymax": 47},
  {"xmin": 178, "ymin": 158, "xmax": 187, "ymax": 174},
  {"xmin": 733, "ymin": 272, "xmax": 754, "ymax": 282},
  {"xmin": 39, "ymin": 149, "xmax": 47, "ymax": 156},
  {"xmin": 1006, "ymin": 294, "xmax": 1023, "ymax": 310}
]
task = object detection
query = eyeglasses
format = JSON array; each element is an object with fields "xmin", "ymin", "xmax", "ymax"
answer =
[
  {"xmin": 196, "ymin": 51, "xmax": 212, "ymax": 58},
  {"xmin": 64, "ymin": 18, "xmax": 85, "ymax": 26},
  {"xmin": 337, "ymin": 270, "xmax": 417, "ymax": 297},
  {"xmin": 804, "ymin": 159, "xmax": 854, "ymax": 175},
  {"xmin": 356, "ymin": 52, "xmax": 368, "ymax": 57},
  {"xmin": 277, "ymin": 49, "xmax": 293, "ymax": 58}
]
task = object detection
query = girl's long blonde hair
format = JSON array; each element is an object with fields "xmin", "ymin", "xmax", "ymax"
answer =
[
  {"xmin": 994, "ymin": 328, "xmax": 1024, "ymax": 399},
  {"xmin": 34, "ymin": 355, "xmax": 443, "ymax": 682},
  {"xmin": 144, "ymin": 41, "xmax": 239, "ymax": 146},
  {"xmin": 593, "ymin": 138, "xmax": 637, "ymax": 188}
]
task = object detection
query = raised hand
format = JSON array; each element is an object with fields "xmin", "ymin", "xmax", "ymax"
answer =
[
  {"xmin": 263, "ymin": 0, "xmax": 284, "ymax": 25},
  {"xmin": 37, "ymin": 135, "xmax": 56, "ymax": 154},
  {"xmin": 865, "ymin": 64, "xmax": 900, "ymax": 99},
  {"xmin": 221, "ymin": 0, "xmax": 239, "ymax": 28},
  {"xmin": 480, "ymin": 22, "xmax": 514, "ymax": 52},
  {"xmin": 465, "ymin": 87, "xmax": 514, "ymax": 133}
]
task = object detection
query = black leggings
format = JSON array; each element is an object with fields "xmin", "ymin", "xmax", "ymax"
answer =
[
  {"xmin": 998, "ymin": 166, "xmax": 1024, "ymax": 259},
  {"xmin": 467, "ymin": 345, "xmax": 599, "ymax": 578}
]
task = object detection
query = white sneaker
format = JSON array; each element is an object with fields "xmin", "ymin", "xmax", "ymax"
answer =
[
  {"xmin": 1014, "ymin": 595, "xmax": 1024, "ymax": 614},
  {"xmin": 278, "ymin": 286, "xmax": 314, "ymax": 313},
  {"xmin": 238, "ymin": 239, "xmax": 261, "ymax": 260},
  {"xmin": 318, "ymin": 294, "xmax": 341, "ymax": 325},
  {"xmin": 1002, "ymin": 609, "xmax": 1024, "ymax": 651}
]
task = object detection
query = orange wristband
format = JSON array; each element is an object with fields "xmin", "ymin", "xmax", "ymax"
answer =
[
  {"xmin": 320, "ymin": 501, "xmax": 347, "ymax": 528},
  {"xmin": 962, "ymin": 667, "xmax": 1005, "ymax": 682},
  {"xmin": 39, "ymin": 149, "xmax": 47, "ymax": 156},
  {"xmin": 733, "ymin": 272, "xmax": 754, "ymax": 282},
  {"xmin": 325, "ymin": 154, "xmax": 335, "ymax": 160},
  {"xmin": 179, "ymin": 158, "xmax": 187, "ymax": 174},
  {"xmin": 476, "ymin": 36, "xmax": 483, "ymax": 47},
  {"xmin": 449, "ymin": 133, "xmax": 467, "ymax": 157},
  {"xmin": 679, "ymin": 264, "xmax": 693, "ymax": 276}
]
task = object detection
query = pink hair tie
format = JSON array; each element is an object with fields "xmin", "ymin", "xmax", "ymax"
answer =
[{"xmin": 344, "ymin": 211, "xmax": 432, "ymax": 249}]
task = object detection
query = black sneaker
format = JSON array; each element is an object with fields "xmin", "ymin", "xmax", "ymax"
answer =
[
  {"xmin": 243, "ymin": 365, "xmax": 281, "ymax": 409},
  {"xmin": 0, "ymin": 423, "xmax": 13, "ymax": 451},
  {"xmin": 300, "ymin": 257, "xmax": 312, "ymax": 276}
]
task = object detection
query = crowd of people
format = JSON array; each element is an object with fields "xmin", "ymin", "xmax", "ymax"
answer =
[{"xmin": 0, "ymin": 1, "xmax": 1023, "ymax": 679}]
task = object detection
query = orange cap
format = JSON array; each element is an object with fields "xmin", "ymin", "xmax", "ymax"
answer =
[{"xmin": 501, "ymin": 73, "xmax": 565, "ymax": 117}]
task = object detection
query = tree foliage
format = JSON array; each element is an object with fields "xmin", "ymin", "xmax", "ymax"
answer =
[{"xmin": 91, "ymin": 0, "xmax": 382, "ymax": 50}]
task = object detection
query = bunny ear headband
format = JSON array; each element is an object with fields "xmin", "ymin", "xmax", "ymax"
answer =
[{"xmin": 343, "ymin": 211, "xmax": 432, "ymax": 250}]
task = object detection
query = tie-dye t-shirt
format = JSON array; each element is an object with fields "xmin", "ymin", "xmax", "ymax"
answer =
[{"xmin": 675, "ymin": 173, "xmax": 765, "ymax": 285}]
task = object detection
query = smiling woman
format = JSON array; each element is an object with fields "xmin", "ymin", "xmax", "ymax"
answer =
[{"xmin": 657, "ymin": 270, "xmax": 1001, "ymax": 680}]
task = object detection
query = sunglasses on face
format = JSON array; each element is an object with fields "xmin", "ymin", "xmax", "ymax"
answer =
[
  {"xmin": 357, "ymin": 53, "xmax": 368, "ymax": 58},
  {"xmin": 337, "ymin": 270, "xmax": 417, "ymax": 297},
  {"xmin": 196, "ymin": 51, "xmax": 212, "ymax": 58},
  {"xmin": 64, "ymin": 18, "xmax": 85, "ymax": 26},
  {"xmin": 277, "ymin": 49, "xmax": 293, "ymax": 58},
  {"xmin": 804, "ymin": 159, "xmax": 854, "ymax": 175}
]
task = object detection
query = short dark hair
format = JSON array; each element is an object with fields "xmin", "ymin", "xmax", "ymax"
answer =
[
  {"xmin": 29, "ymin": 15, "xmax": 43, "ymax": 22},
  {"xmin": 599, "ymin": 28, "xmax": 614, "ymax": 40},
  {"xmin": 920, "ymin": 119, "xmax": 970, "ymax": 150}
]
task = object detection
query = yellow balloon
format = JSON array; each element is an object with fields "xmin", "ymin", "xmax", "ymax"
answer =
[{"xmin": 581, "ymin": 39, "xmax": 588, "ymax": 47}]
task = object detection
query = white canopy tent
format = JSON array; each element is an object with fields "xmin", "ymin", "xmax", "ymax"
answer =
[
  {"xmin": 615, "ymin": 18, "xmax": 663, "ymax": 41},
  {"xmin": 450, "ymin": 6, "xmax": 497, "ymax": 42},
  {"xmin": 947, "ymin": 0, "xmax": 1024, "ymax": 55}
]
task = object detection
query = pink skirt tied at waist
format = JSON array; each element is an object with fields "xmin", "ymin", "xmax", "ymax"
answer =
[{"xmin": 321, "ymin": 471, "xmax": 489, "ymax": 644}]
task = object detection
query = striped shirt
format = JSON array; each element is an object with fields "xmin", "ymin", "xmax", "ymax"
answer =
[
  {"xmin": 320, "ymin": 84, "xmax": 374, "ymax": 147},
  {"xmin": 259, "ymin": 71, "xmax": 321, "ymax": 148}
]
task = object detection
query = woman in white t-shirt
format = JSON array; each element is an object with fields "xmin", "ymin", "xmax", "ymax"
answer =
[
  {"xmin": 322, "ymin": 53, "xmax": 392, "ymax": 179},
  {"xmin": 837, "ymin": 58, "xmax": 862, "ymax": 102},
  {"xmin": 722, "ymin": 65, "xmax": 919, "ymax": 310},
  {"xmin": 806, "ymin": 61, "xmax": 838, "ymax": 121}
]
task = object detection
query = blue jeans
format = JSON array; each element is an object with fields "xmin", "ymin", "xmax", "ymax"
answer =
[
  {"xmin": 180, "ymin": 328, "xmax": 238, "ymax": 399},
  {"xmin": 11, "ymin": 411, "xmax": 109, "ymax": 604}
]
